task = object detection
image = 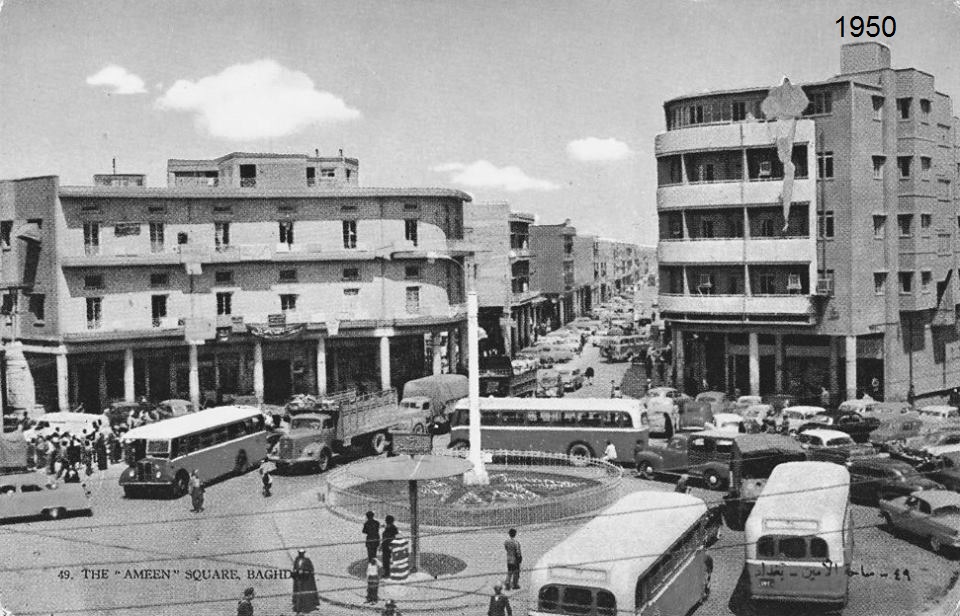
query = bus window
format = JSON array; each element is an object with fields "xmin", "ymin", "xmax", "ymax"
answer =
[
  {"xmin": 779, "ymin": 537, "xmax": 806, "ymax": 559},
  {"xmin": 500, "ymin": 411, "xmax": 525, "ymax": 426},
  {"xmin": 757, "ymin": 536, "xmax": 776, "ymax": 557},
  {"xmin": 481, "ymin": 410, "xmax": 499, "ymax": 425},
  {"xmin": 526, "ymin": 412, "xmax": 541, "ymax": 424},
  {"xmin": 561, "ymin": 587, "xmax": 593, "ymax": 615},
  {"xmin": 542, "ymin": 411, "xmax": 562, "ymax": 426},
  {"xmin": 561, "ymin": 411, "xmax": 579, "ymax": 425},
  {"xmin": 538, "ymin": 586, "xmax": 559, "ymax": 611},
  {"xmin": 21, "ymin": 484, "xmax": 42, "ymax": 493},
  {"xmin": 596, "ymin": 590, "xmax": 616, "ymax": 616},
  {"xmin": 809, "ymin": 537, "xmax": 829, "ymax": 559},
  {"xmin": 146, "ymin": 439, "xmax": 169, "ymax": 457},
  {"xmin": 619, "ymin": 412, "xmax": 633, "ymax": 428},
  {"xmin": 716, "ymin": 440, "xmax": 733, "ymax": 454},
  {"xmin": 0, "ymin": 485, "xmax": 15, "ymax": 495}
]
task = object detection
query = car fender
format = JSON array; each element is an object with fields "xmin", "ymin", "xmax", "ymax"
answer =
[{"xmin": 634, "ymin": 452, "xmax": 664, "ymax": 470}]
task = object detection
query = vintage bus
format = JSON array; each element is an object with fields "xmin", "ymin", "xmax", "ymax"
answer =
[
  {"xmin": 745, "ymin": 461, "xmax": 852, "ymax": 610},
  {"xmin": 600, "ymin": 335, "xmax": 648, "ymax": 363},
  {"xmin": 529, "ymin": 491, "xmax": 713, "ymax": 616},
  {"xmin": 447, "ymin": 398, "xmax": 648, "ymax": 463},
  {"xmin": 0, "ymin": 472, "xmax": 92, "ymax": 521},
  {"xmin": 119, "ymin": 405, "xmax": 270, "ymax": 498}
]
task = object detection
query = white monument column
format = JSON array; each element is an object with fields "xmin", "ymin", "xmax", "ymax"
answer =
[
  {"xmin": 748, "ymin": 332, "xmax": 760, "ymax": 396},
  {"xmin": 124, "ymin": 348, "xmax": 135, "ymax": 402}
]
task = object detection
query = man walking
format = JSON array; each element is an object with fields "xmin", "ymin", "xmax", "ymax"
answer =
[
  {"xmin": 488, "ymin": 584, "xmax": 513, "ymax": 616},
  {"xmin": 292, "ymin": 549, "xmax": 319, "ymax": 614},
  {"xmin": 363, "ymin": 511, "xmax": 381, "ymax": 561},
  {"xmin": 503, "ymin": 529, "xmax": 522, "ymax": 590},
  {"xmin": 381, "ymin": 514, "xmax": 398, "ymax": 577},
  {"xmin": 189, "ymin": 469, "xmax": 204, "ymax": 513},
  {"xmin": 601, "ymin": 441, "xmax": 617, "ymax": 463},
  {"xmin": 236, "ymin": 587, "xmax": 255, "ymax": 616}
]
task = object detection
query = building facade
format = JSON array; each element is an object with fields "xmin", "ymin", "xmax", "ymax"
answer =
[
  {"xmin": 531, "ymin": 221, "xmax": 578, "ymax": 328},
  {"xmin": 656, "ymin": 42, "xmax": 960, "ymax": 403},
  {"xmin": 0, "ymin": 152, "xmax": 472, "ymax": 414},
  {"xmin": 465, "ymin": 202, "xmax": 545, "ymax": 356}
]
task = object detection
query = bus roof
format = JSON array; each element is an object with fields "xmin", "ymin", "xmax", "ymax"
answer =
[
  {"xmin": 746, "ymin": 461, "xmax": 849, "ymax": 539},
  {"xmin": 453, "ymin": 397, "xmax": 644, "ymax": 414},
  {"xmin": 530, "ymin": 491, "xmax": 707, "ymax": 612},
  {"xmin": 121, "ymin": 406, "xmax": 264, "ymax": 441}
]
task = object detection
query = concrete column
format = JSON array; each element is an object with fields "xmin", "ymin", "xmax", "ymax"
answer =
[
  {"xmin": 748, "ymin": 332, "xmax": 760, "ymax": 396},
  {"xmin": 774, "ymin": 334, "xmax": 784, "ymax": 394},
  {"xmin": 98, "ymin": 360, "xmax": 107, "ymax": 406},
  {"xmin": 213, "ymin": 351, "xmax": 220, "ymax": 392},
  {"xmin": 316, "ymin": 337, "xmax": 327, "ymax": 396},
  {"xmin": 56, "ymin": 351, "xmax": 69, "ymax": 412},
  {"xmin": 379, "ymin": 335, "xmax": 391, "ymax": 390},
  {"xmin": 70, "ymin": 363, "xmax": 79, "ymax": 410},
  {"xmin": 845, "ymin": 335, "xmax": 858, "ymax": 400},
  {"xmin": 188, "ymin": 343, "xmax": 200, "ymax": 411},
  {"xmin": 558, "ymin": 299, "xmax": 565, "ymax": 327},
  {"xmin": 723, "ymin": 334, "xmax": 730, "ymax": 393},
  {"xmin": 447, "ymin": 329, "xmax": 456, "ymax": 374},
  {"xmin": 123, "ymin": 348, "xmax": 135, "ymax": 402},
  {"xmin": 253, "ymin": 339, "xmax": 264, "ymax": 404},
  {"xmin": 432, "ymin": 333, "xmax": 444, "ymax": 375},
  {"xmin": 829, "ymin": 337, "xmax": 840, "ymax": 401},
  {"xmin": 673, "ymin": 328, "xmax": 684, "ymax": 389}
]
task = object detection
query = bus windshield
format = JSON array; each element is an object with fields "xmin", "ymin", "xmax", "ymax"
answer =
[{"xmin": 146, "ymin": 439, "xmax": 170, "ymax": 457}]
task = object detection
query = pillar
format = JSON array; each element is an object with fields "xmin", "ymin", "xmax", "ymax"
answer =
[
  {"xmin": 558, "ymin": 299, "xmax": 565, "ymax": 327},
  {"xmin": 829, "ymin": 337, "xmax": 840, "ymax": 402},
  {"xmin": 253, "ymin": 339, "xmax": 264, "ymax": 404},
  {"xmin": 774, "ymin": 334, "xmax": 784, "ymax": 394},
  {"xmin": 316, "ymin": 337, "xmax": 328, "ymax": 395},
  {"xmin": 188, "ymin": 343, "xmax": 200, "ymax": 410},
  {"xmin": 447, "ymin": 329, "xmax": 456, "ymax": 374},
  {"xmin": 98, "ymin": 360, "xmax": 107, "ymax": 406},
  {"xmin": 56, "ymin": 351, "xmax": 69, "ymax": 412},
  {"xmin": 169, "ymin": 361, "xmax": 178, "ymax": 400},
  {"xmin": 673, "ymin": 328, "xmax": 684, "ymax": 389},
  {"xmin": 432, "ymin": 333, "xmax": 444, "ymax": 375},
  {"xmin": 379, "ymin": 335, "xmax": 391, "ymax": 390},
  {"xmin": 123, "ymin": 348, "xmax": 135, "ymax": 402},
  {"xmin": 748, "ymin": 332, "xmax": 760, "ymax": 396},
  {"xmin": 845, "ymin": 335, "xmax": 857, "ymax": 400},
  {"xmin": 722, "ymin": 334, "xmax": 730, "ymax": 393}
]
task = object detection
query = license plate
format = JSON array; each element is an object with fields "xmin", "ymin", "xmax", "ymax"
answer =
[{"xmin": 759, "ymin": 579, "xmax": 774, "ymax": 587}]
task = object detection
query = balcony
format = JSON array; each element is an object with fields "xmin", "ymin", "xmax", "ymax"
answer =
[
  {"xmin": 659, "ymin": 237, "xmax": 814, "ymax": 264},
  {"xmin": 658, "ymin": 178, "xmax": 815, "ymax": 210},
  {"xmin": 656, "ymin": 119, "xmax": 816, "ymax": 155},
  {"xmin": 659, "ymin": 293, "xmax": 815, "ymax": 323}
]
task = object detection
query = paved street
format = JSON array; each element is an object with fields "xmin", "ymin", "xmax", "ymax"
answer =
[{"xmin": 1, "ymin": 349, "xmax": 958, "ymax": 616}]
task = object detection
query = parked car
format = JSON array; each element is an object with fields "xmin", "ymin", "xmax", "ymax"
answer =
[
  {"xmin": 847, "ymin": 457, "xmax": 944, "ymax": 505},
  {"xmin": 708, "ymin": 413, "xmax": 745, "ymax": 433},
  {"xmin": 796, "ymin": 411, "xmax": 881, "ymax": 443},
  {"xmin": 879, "ymin": 490, "xmax": 960, "ymax": 555},
  {"xmin": 696, "ymin": 391, "xmax": 732, "ymax": 416},
  {"xmin": 780, "ymin": 405, "xmax": 826, "ymax": 433},
  {"xmin": 741, "ymin": 404, "xmax": 774, "ymax": 433},
  {"xmin": 796, "ymin": 428, "xmax": 876, "ymax": 463},
  {"xmin": 157, "ymin": 399, "xmax": 195, "ymax": 419},
  {"xmin": 928, "ymin": 452, "xmax": 960, "ymax": 492},
  {"xmin": 734, "ymin": 396, "xmax": 764, "ymax": 413},
  {"xmin": 918, "ymin": 405, "xmax": 960, "ymax": 421},
  {"xmin": 860, "ymin": 401, "xmax": 915, "ymax": 417},
  {"xmin": 643, "ymin": 387, "xmax": 688, "ymax": 435},
  {"xmin": 905, "ymin": 429, "xmax": 960, "ymax": 452},
  {"xmin": 870, "ymin": 412, "xmax": 927, "ymax": 449},
  {"xmin": 556, "ymin": 367, "xmax": 584, "ymax": 392},
  {"xmin": 678, "ymin": 398, "xmax": 715, "ymax": 432},
  {"xmin": 763, "ymin": 394, "xmax": 798, "ymax": 415}
]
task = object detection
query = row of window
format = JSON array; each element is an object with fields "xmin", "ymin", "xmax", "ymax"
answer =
[
  {"xmin": 80, "ymin": 219, "xmax": 421, "ymax": 254},
  {"xmin": 81, "ymin": 265, "xmax": 425, "ymax": 292},
  {"xmin": 873, "ymin": 271, "xmax": 935, "ymax": 296},
  {"xmin": 83, "ymin": 287, "xmax": 425, "ymax": 329},
  {"xmin": 450, "ymin": 409, "xmax": 636, "ymax": 429}
]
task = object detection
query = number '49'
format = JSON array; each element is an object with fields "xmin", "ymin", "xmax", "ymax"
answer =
[{"xmin": 836, "ymin": 16, "xmax": 896, "ymax": 38}]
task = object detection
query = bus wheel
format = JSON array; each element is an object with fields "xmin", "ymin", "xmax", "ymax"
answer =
[
  {"xmin": 449, "ymin": 440, "xmax": 470, "ymax": 451},
  {"xmin": 368, "ymin": 431, "xmax": 389, "ymax": 455},
  {"xmin": 234, "ymin": 450, "xmax": 249, "ymax": 474},
  {"xmin": 174, "ymin": 471, "xmax": 190, "ymax": 497},
  {"xmin": 315, "ymin": 449, "xmax": 332, "ymax": 473},
  {"xmin": 703, "ymin": 469, "xmax": 724, "ymax": 491},
  {"xmin": 567, "ymin": 442, "xmax": 594, "ymax": 461},
  {"xmin": 412, "ymin": 423, "xmax": 426, "ymax": 434},
  {"xmin": 45, "ymin": 507, "xmax": 65, "ymax": 520},
  {"xmin": 637, "ymin": 461, "xmax": 655, "ymax": 480}
]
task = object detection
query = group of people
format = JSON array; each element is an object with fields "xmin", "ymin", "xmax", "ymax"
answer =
[
  {"xmin": 362, "ymin": 511, "xmax": 400, "ymax": 603},
  {"xmin": 19, "ymin": 422, "xmax": 118, "ymax": 484}
]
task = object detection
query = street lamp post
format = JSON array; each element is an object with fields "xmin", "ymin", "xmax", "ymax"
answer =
[{"xmin": 425, "ymin": 250, "xmax": 488, "ymax": 485}]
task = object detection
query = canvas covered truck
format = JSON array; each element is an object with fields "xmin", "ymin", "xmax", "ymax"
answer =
[
  {"xmin": 399, "ymin": 374, "xmax": 469, "ymax": 434},
  {"xmin": 268, "ymin": 388, "xmax": 424, "ymax": 472},
  {"xmin": 478, "ymin": 356, "xmax": 538, "ymax": 398}
]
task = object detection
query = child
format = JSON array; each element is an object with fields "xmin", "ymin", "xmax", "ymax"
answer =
[
  {"xmin": 261, "ymin": 470, "xmax": 273, "ymax": 497},
  {"xmin": 365, "ymin": 557, "xmax": 381, "ymax": 604}
]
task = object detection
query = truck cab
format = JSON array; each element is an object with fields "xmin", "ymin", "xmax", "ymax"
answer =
[{"xmin": 269, "ymin": 413, "xmax": 338, "ymax": 472}]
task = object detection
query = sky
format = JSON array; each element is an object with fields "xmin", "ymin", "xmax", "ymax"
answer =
[{"xmin": 1, "ymin": 0, "xmax": 959, "ymax": 245}]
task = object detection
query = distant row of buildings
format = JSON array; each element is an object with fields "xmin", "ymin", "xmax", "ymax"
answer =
[{"xmin": 0, "ymin": 151, "xmax": 647, "ymax": 415}]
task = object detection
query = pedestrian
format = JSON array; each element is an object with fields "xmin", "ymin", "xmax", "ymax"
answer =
[
  {"xmin": 951, "ymin": 388, "xmax": 960, "ymax": 408},
  {"xmin": 95, "ymin": 435, "xmax": 108, "ymax": 484},
  {"xmin": 503, "ymin": 529, "xmax": 522, "ymax": 590},
  {"xmin": 291, "ymin": 549, "xmax": 319, "ymax": 615},
  {"xmin": 907, "ymin": 384, "xmax": 916, "ymax": 406},
  {"xmin": 584, "ymin": 366, "xmax": 594, "ymax": 386},
  {"xmin": 820, "ymin": 386, "xmax": 830, "ymax": 407},
  {"xmin": 382, "ymin": 599, "xmax": 401, "ymax": 616},
  {"xmin": 381, "ymin": 515, "xmax": 398, "ymax": 577},
  {"xmin": 488, "ymin": 584, "xmax": 513, "ymax": 616},
  {"xmin": 644, "ymin": 354, "xmax": 653, "ymax": 379},
  {"xmin": 236, "ymin": 587, "xmax": 255, "ymax": 616},
  {"xmin": 675, "ymin": 474, "xmax": 690, "ymax": 494},
  {"xmin": 261, "ymin": 469, "xmax": 273, "ymax": 497},
  {"xmin": 365, "ymin": 557, "xmax": 381, "ymax": 604},
  {"xmin": 657, "ymin": 358, "xmax": 666, "ymax": 382},
  {"xmin": 25, "ymin": 438, "xmax": 36, "ymax": 470},
  {"xmin": 609, "ymin": 379, "xmax": 617, "ymax": 398},
  {"xmin": 601, "ymin": 440, "xmax": 617, "ymax": 463},
  {"xmin": 189, "ymin": 469, "xmax": 204, "ymax": 513},
  {"xmin": 363, "ymin": 511, "xmax": 381, "ymax": 560}
]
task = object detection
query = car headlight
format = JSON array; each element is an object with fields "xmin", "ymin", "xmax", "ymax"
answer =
[{"xmin": 155, "ymin": 471, "xmax": 162, "ymax": 479}]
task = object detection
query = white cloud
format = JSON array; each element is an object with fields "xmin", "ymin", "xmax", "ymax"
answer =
[
  {"xmin": 86, "ymin": 65, "xmax": 146, "ymax": 95},
  {"xmin": 432, "ymin": 161, "xmax": 559, "ymax": 192},
  {"xmin": 156, "ymin": 60, "xmax": 360, "ymax": 140},
  {"xmin": 566, "ymin": 137, "xmax": 633, "ymax": 162}
]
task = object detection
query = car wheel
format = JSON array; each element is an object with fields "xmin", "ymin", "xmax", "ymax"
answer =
[
  {"xmin": 567, "ymin": 442, "xmax": 594, "ymax": 461},
  {"xmin": 930, "ymin": 535, "xmax": 944, "ymax": 555},
  {"xmin": 638, "ymin": 461, "xmax": 655, "ymax": 480},
  {"xmin": 315, "ymin": 449, "xmax": 332, "ymax": 473},
  {"xmin": 449, "ymin": 439, "xmax": 470, "ymax": 451},
  {"xmin": 412, "ymin": 423, "xmax": 426, "ymax": 434},
  {"xmin": 703, "ymin": 469, "xmax": 725, "ymax": 491},
  {"xmin": 368, "ymin": 431, "xmax": 389, "ymax": 455}
]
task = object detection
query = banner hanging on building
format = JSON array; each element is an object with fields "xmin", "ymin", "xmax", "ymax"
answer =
[{"xmin": 246, "ymin": 323, "xmax": 307, "ymax": 340}]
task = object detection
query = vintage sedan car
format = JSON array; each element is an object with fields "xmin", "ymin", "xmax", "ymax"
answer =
[
  {"xmin": 536, "ymin": 369, "xmax": 562, "ymax": 398},
  {"xmin": 157, "ymin": 399, "xmax": 195, "ymax": 419},
  {"xmin": 556, "ymin": 367, "xmax": 584, "ymax": 392},
  {"xmin": 918, "ymin": 405, "xmax": 960, "ymax": 420},
  {"xmin": 905, "ymin": 429, "xmax": 960, "ymax": 452},
  {"xmin": 847, "ymin": 457, "xmax": 944, "ymax": 505},
  {"xmin": 870, "ymin": 412, "xmax": 927, "ymax": 449},
  {"xmin": 707, "ymin": 412, "xmax": 745, "ymax": 433},
  {"xmin": 779, "ymin": 405, "xmax": 826, "ymax": 433},
  {"xmin": 643, "ymin": 387, "xmax": 689, "ymax": 435},
  {"xmin": 795, "ymin": 428, "xmax": 876, "ymax": 463},
  {"xmin": 741, "ymin": 404, "xmax": 774, "ymax": 433},
  {"xmin": 880, "ymin": 490, "xmax": 960, "ymax": 555},
  {"xmin": 796, "ymin": 410, "xmax": 881, "ymax": 443},
  {"xmin": 695, "ymin": 391, "xmax": 732, "ymax": 416},
  {"xmin": 929, "ymin": 452, "xmax": 960, "ymax": 492},
  {"xmin": 733, "ymin": 395, "xmax": 764, "ymax": 412}
]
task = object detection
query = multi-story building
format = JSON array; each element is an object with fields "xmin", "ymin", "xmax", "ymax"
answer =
[
  {"xmin": 0, "ymin": 152, "xmax": 472, "ymax": 414},
  {"xmin": 531, "ymin": 221, "xmax": 578, "ymax": 328},
  {"xmin": 572, "ymin": 234, "xmax": 595, "ymax": 318},
  {"xmin": 465, "ymin": 202, "xmax": 544, "ymax": 355},
  {"xmin": 656, "ymin": 42, "xmax": 960, "ymax": 403}
]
